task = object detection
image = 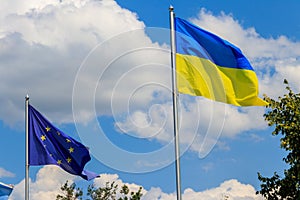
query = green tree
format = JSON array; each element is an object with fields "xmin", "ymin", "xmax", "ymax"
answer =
[
  {"xmin": 257, "ymin": 80, "xmax": 300, "ymax": 199},
  {"xmin": 56, "ymin": 181, "xmax": 83, "ymax": 200},
  {"xmin": 56, "ymin": 181, "xmax": 143, "ymax": 200},
  {"xmin": 119, "ymin": 184, "xmax": 143, "ymax": 200},
  {"xmin": 87, "ymin": 181, "xmax": 143, "ymax": 200},
  {"xmin": 87, "ymin": 182, "xmax": 118, "ymax": 200}
]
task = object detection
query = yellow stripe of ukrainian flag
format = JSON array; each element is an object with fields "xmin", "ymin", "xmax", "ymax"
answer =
[{"xmin": 176, "ymin": 54, "xmax": 267, "ymax": 106}]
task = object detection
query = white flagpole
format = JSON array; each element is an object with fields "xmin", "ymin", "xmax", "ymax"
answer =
[
  {"xmin": 169, "ymin": 6, "xmax": 182, "ymax": 200},
  {"xmin": 25, "ymin": 95, "xmax": 29, "ymax": 200}
]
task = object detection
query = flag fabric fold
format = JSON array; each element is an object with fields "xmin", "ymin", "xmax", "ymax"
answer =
[
  {"xmin": 174, "ymin": 17, "xmax": 267, "ymax": 106},
  {"xmin": 0, "ymin": 182, "xmax": 13, "ymax": 197},
  {"xmin": 28, "ymin": 105, "xmax": 98, "ymax": 181}
]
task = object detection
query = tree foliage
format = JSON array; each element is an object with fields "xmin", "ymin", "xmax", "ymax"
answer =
[
  {"xmin": 56, "ymin": 181, "xmax": 83, "ymax": 200},
  {"xmin": 257, "ymin": 80, "xmax": 300, "ymax": 199},
  {"xmin": 87, "ymin": 181, "xmax": 143, "ymax": 200},
  {"xmin": 56, "ymin": 180, "xmax": 143, "ymax": 200}
]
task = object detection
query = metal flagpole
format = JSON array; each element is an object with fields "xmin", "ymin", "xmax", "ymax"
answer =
[
  {"xmin": 25, "ymin": 95, "xmax": 29, "ymax": 200},
  {"xmin": 169, "ymin": 6, "xmax": 182, "ymax": 200}
]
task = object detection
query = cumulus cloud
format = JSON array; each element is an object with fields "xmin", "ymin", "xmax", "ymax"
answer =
[
  {"xmin": 0, "ymin": 0, "xmax": 150, "ymax": 125},
  {"xmin": 93, "ymin": 173, "xmax": 146, "ymax": 199},
  {"xmin": 180, "ymin": 179, "xmax": 264, "ymax": 200},
  {"xmin": 9, "ymin": 166, "xmax": 75, "ymax": 200},
  {"xmin": 143, "ymin": 179, "xmax": 264, "ymax": 200},
  {"xmin": 1, "ymin": 0, "xmax": 145, "ymax": 49},
  {"xmin": 9, "ymin": 166, "xmax": 263, "ymax": 200},
  {"xmin": 116, "ymin": 96, "xmax": 267, "ymax": 157},
  {"xmin": 98, "ymin": 175, "xmax": 260, "ymax": 200}
]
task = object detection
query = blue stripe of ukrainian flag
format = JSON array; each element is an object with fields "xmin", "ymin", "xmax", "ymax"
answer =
[{"xmin": 175, "ymin": 17, "xmax": 267, "ymax": 106}]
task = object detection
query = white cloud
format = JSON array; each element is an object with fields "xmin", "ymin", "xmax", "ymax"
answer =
[
  {"xmin": 9, "ymin": 167, "xmax": 263, "ymax": 200},
  {"xmin": 1, "ymin": 0, "xmax": 145, "ymax": 49},
  {"xmin": 93, "ymin": 173, "xmax": 146, "ymax": 199},
  {"xmin": 9, "ymin": 166, "xmax": 75, "ymax": 200},
  {"xmin": 0, "ymin": 0, "xmax": 152, "ymax": 125},
  {"xmin": 0, "ymin": 167, "xmax": 15, "ymax": 178},
  {"xmin": 90, "ymin": 174, "xmax": 265, "ymax": 200},
  {"xmin": 181, "ymin": 179, "xmax": 264, "ymax": 200},
  {"xmin": 143, "ymin": 179, "xmax": 264, "ymax": 200},
  {"xmin": 116, "ymin": 97, "xmax": 267, "ymax": 157}
]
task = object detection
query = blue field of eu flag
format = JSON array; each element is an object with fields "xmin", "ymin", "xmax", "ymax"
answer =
[{"xmin": 28, "ymin": 105, "xmax": 99, "ymax": 181}]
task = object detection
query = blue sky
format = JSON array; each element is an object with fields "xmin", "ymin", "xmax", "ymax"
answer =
[{"xmin": 0, "ymin": 0, "xmax": 299, "ymax": 199}]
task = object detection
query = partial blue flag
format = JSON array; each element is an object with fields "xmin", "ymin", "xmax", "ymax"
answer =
[
  {"xmin": 28, "ymin": 105, "xmax": 99, "ymax": 180},
  {"xmin": 0, "ymin": 182, "xmax": 13, "ymax": 197}
]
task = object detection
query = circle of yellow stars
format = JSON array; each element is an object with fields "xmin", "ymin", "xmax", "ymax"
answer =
[{"xmin": 40, "ymin": 126, "xmax": 75, "ymax": 165}]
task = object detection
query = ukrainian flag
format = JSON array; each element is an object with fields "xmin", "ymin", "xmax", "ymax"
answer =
[{"xmin": 175, "ymin": 17, "xmax": 267, "ymax": 106}]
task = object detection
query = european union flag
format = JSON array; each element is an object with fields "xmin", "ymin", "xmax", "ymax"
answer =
[
  {"xmin": 0, "ymin": 182, "xmax": 13, "ymax": 197},
  {"xmin": 28, "ymin": 105, "xmax": 99, "ymax": 180}
]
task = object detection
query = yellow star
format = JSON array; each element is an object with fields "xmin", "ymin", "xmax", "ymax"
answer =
[
  {"xmin": 67, "ymin": 157, "xmax": 72, "ymax": 163},
  {"xmin": 57, "ymin": 160, "xmax": 62, "ymax": 165},
  {"xmin": 66, "ymin": 139, "xmax": 71, "ymax": 143},
  {"xmin": 68, "ymin": 147, "xmax": 74, "ymax": 153},
  {"xmin": 45, "ymin": 126, "xmax": 51, "ymax": 132},
  {"xmin": 57, "ymin": 131, "xmax": 61, "ymax": 136},
  {"xmin": 40, "ymin": 135, "xmax": 46, "ymax": 141}
]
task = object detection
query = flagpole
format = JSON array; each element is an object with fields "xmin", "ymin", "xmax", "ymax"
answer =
[
  {"xmin": 25, "ymin": 95, "xmax": 29, "ymax": 200},
  {"xmin": 169, "ymin": 6, "xmax": 182, "ymax": 200}
]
